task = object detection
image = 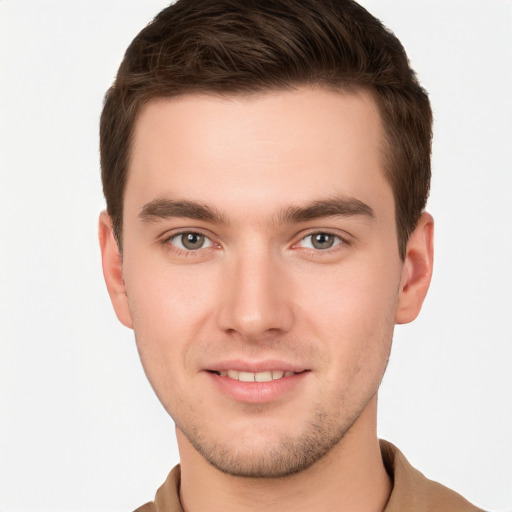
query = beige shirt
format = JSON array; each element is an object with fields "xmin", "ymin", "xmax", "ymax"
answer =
[{"xmin": 134, "ymin": 440, "xmax": 484, "ymax": 512}]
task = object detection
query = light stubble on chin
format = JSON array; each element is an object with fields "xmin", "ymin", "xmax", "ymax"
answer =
[{"xmin": 177, "ymin": 397, "xmax": 372, "ymax": 479}]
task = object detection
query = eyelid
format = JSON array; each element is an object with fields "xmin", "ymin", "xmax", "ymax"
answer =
[
  {"xmin": 158, "ymin": 227, "xmax": 351, "ymax": 253},
  {"xmin": 171, "ymin": 233, "xmax": 213, "ymax": 250},
  {"xmin": 159, "ymin": 228, "xmax": 220, "ymax": 251},
  {"xmin": 291, "ymin": 229, "xmax": 352, "ymax": 251},
  {"xmin": 299, "ymin": 233, "xmax": 341, "ymax": 249}
]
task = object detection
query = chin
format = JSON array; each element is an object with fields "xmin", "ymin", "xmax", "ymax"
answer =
[{"xmin": 180, "ymin": 408, "xmax": 361, "ymax": 478}]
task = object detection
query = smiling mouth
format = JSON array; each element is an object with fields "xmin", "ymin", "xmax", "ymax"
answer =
[{"xmin": 209, "ymin": 370, "xmax": 305, "ymax": 382}]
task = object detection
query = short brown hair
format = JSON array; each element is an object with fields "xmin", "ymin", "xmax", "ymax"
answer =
[{"xmin": 100, "ymin": 0, "xmax": 432, "ymax": 258}]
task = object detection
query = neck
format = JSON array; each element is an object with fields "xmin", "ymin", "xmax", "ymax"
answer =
[{"xmin": 177, "ymin": 396, "xmax": 391, "ymax": 512}]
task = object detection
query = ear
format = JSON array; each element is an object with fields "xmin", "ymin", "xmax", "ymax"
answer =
[
  {"xmin": 395, "ymin": 212, "xmax": 434, "ymax": 324},
  {"xmin": 98, "ymin": 211, "xmax": 133, "ymax": 329}
]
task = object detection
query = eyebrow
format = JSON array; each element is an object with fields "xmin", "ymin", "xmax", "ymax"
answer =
[
  {"xmin": 277, "ymin": 196, "xmax": 375, "ymax": 224},
  {"xmin": 139, "ymin": 198, "xmax": 228, "ymax": 224},
  {"xmin": 138, "ymin": 195, "xmax": 374, "ymax": 225}
]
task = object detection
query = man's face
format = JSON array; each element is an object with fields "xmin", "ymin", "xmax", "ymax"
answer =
[{"xmin": 107, "ymin": 88, "xmax": 413, "ymax": 477}]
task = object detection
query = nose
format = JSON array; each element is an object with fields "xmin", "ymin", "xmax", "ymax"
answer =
[{"xmin": 216, "ymin": 245, "xmax": 294, "ymax": 343}]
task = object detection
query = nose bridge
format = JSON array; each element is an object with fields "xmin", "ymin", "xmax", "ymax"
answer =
[{"xmin": 217, "ymin": 238, "xmax": 293, "ymax": 340}]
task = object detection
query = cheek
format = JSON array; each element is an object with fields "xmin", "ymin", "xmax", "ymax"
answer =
[
  {"xmin": 127, "ymin": 284, "xmax": 202, "ymax": 420},
  {"xmin": 121, "ymin": 258, "xmax": 219, "ymax": 399},
  {"xmin": 124, "ymin": 252, "xmax": 219, "ymax": 334},
  {"xmin": 294, "ymin": 258, "xmax": 399, "ymax": 377},
  {"xmin": 297, "ymin": 255, "xmax": 401, "ymax": 327}
]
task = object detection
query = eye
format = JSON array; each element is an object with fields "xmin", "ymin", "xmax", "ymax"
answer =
[
  {"xmin": 299, "ymin": 232, "xmax": 342, "ymax": 250},
  {"xmin": 169, "ymin": 232, "xmax": 213, "ymax": 251}
]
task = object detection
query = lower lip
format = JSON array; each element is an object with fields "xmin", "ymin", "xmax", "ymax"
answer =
[{"xmin": 206, "ymin": 371, "xmax": 309, "ymax": 404}]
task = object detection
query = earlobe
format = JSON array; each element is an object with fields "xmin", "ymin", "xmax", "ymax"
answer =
[
  {"xmin": 395, "ymin": 212, "xmax": 434, "ymax": 325},
  {"xmin": 98, "ymin": 211, "xmax": 133, "ymax": 329}
]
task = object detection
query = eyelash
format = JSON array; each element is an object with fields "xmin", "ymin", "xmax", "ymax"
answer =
[
  {"xmin": 160, "ymin": 230, "xmax": 217, "ymax": 256},
  {"xmin": 160, "ymin": 229, "xmax": 349, "ymax": 257},
  {"xmin": 295, "ymin": 232, "xmax": 345, "ymax": 251}
]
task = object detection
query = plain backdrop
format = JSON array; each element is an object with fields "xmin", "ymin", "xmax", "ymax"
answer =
[{"xmin": 1, "ymin": 1, "xmax": 511, "ymax": 511}]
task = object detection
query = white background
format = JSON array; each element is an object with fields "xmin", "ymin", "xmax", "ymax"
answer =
[{"xmin": 1, "ymin": 1, "xmax": 511, "ymax": 511}]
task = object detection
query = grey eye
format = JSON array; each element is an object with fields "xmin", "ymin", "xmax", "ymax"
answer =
[
  {"xmin": 170, "ymin": 232, "xmax": 212, "ymax": 250},
  {"xmin": 300, "ymin": 233, "xmax": 341, "ymax": 250}
]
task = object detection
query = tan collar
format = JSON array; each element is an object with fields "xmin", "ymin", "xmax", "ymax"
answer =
[
  {"xmin": 136, "ymin": 440, "xmax": 483, "ymax": 512},
  {"xmin": 379, "ymin": 440, "xmax": 483, "ymax": 512}
]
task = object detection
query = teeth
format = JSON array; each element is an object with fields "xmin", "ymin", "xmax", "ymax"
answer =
[
  {"xmin": 255, "ymin": 371, "xmax": 272, "ymax": 382},
  {"xmin": 227, "ymin": 369, "xmax": 239, "ymax": 379},
  {"xmin": 239, "ymin": 371, "xmax": 255, "ymax": 382},
  {"xmin": 217, "ymin": 370, "xmax": 297, "ymax": 381}
]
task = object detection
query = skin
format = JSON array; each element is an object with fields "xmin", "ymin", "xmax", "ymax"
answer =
[{"xmin": 99, "ymin": 87, "xmax": 433, "ymax": 512}]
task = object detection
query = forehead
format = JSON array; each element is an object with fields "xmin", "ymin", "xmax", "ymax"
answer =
[{"xmin": 125, "ymin": 87, "xmax": 391, "ymax": 221}]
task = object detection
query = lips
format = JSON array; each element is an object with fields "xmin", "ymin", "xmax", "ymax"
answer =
[{"xmin": 205, "ymin": 362, "xmax": 309, "ymax": 403}]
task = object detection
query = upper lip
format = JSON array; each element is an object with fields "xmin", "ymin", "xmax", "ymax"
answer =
[{"xmin": 205, "ymin": 359, "xmax": 308, "ymax": 373}]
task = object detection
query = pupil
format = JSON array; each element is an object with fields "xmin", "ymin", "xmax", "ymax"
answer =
[
  {"xmin": 183, "ymin": 233, "xmax": 204, "ymax": 249},
  {"xmin": 313, "ymin": 233, "xmax": 334, "ymax": 249}
]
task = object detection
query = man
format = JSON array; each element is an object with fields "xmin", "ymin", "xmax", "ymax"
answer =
[{"xmin": 98, "ymin": 0, "xmax": 484, "ymax": 510}]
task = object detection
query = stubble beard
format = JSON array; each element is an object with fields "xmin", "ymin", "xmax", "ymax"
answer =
[{"xmin": 176, "ymin": 395, "xmax": 373, "ymax": 479}]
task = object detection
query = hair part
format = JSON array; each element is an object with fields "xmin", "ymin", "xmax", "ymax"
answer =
[{"xmin": 100, "ymin": 0, "xmax": 432, "ymax": 259}]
